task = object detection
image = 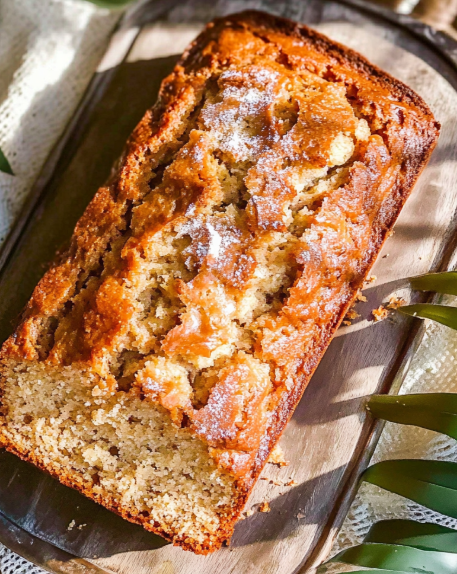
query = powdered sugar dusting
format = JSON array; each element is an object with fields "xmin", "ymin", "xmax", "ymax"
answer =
[
  {"xmin": 176, "ymin": 214, "xmax": 254, "ymax": 290},
  {"xmin": 206, "ymin": 222, "xmax": 222, "ymax": 260},
  {"xmin": 116, "ymin": 50, "xmax": 371, "ymax": 480},
  {"xmin": 192, "ymin": 353, "xmax": 272, "ymax": 460},
  {"xmin": 201, "ymin": 65, "xmax": 284, "ymax": 162}
]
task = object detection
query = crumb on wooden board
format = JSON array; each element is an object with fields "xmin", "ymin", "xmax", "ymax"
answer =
[
  {"xmin": 259, "ymin": 501, "xmax": 271, "ymax": 513},
  {"xmin": 267, "ymin": 444, "xmax": 289, "ymax": 467},
  {"xmin": 372, "ymin": 294, "xmax": 406, "ymax": 322},
  {"xmin": 386, "ymin": 294, "xmax": 406, "ymax": 310},
  {"xmin": 260, "ymin": 476, "xmax": 297, "ymax": 487},
  {"xmin": 372, "ymin": 305, "xmax": 389, "ymax": 322},
  {"xmin": 345, "ymin": 308, "xmax": 360, "ymax": 321},
  {"xmin": 355, "ymin": 290, "xmax": 367, "ymax": 302},
  {"xmin": 239, "ymin": 508, "xmax": 256, "ymax": 520}
]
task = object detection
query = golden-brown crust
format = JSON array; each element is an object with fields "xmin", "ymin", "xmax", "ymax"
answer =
[{"xmin": 0, "ymin": 10, "xmax": 439, "ymax": 554}]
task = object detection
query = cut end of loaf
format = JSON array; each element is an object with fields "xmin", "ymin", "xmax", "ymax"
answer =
[{"xmin": 0, "ymin": 360, "xmax": 238, "ymax": 552}]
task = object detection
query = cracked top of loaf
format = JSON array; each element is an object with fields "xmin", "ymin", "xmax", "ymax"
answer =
[{"xmin": 2, "ymin": 11, "xmax": 439, "ymax": 481}]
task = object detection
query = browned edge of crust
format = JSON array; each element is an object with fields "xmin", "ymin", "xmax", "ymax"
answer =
[
  {"xmin": 0, "ymin": 9, "xmax": 440, "ymax": 555},
  {"xmin": 242, "ymin": 124, "xmax": 437, "ymax": 491},
  {"xmin": 187, "ymin": 10, "xmax": 438, "ymax": 125}
]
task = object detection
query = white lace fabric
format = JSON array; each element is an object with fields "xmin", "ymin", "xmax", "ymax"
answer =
[
  {"xmin": 0, "ymin": 0, "xmax": 117, "ymax": 571},
  {"xmin": 0, "ymin": 547, "xmax": 43, "ymax": 574}
]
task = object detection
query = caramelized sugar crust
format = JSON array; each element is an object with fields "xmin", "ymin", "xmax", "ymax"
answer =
[{"xmin": 0, "ymin": 11, "xmax": 439, "ymax": 553}]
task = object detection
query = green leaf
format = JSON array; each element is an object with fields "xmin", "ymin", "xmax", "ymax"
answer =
[
  {"xmin": 398, "ymin": 304, "xmax": 457, "ymax": 330},
  {"xmin": 0, "ymin": 147, "xmax": 13, "ymax": 175},
  {"xmin": 368, "ymin": 394, "xmax": 457, "ymax": 440},
  {"xmin": 362, "ymin": 459, "xmax": 457, "ymax": 519},
  {"xmin": 324, "ymin": 521, "xmax": 457, "ymax": 573},
  {"xmin": 365, "ymin": 519, "xmax": 457, "ymax": 552},
  {"xmin": 329, "ymin": 542, "xmax": 457, "ymax": 573},
  {"xmin": 83, "ymin": 0, "xmax": 134, "ymax": 8},
  {"xmin": 410, "ymin": 271, "xmax": 457, "ymax": 296}
]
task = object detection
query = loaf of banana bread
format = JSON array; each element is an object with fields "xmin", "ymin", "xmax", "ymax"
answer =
[{"xmin": 0, "ymin": 10, "xmax": 439, "ymax": 554}]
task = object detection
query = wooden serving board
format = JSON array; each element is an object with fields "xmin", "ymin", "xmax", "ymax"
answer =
[{"xmin": 1, "ymin": 1, "xmax": 457, "ymax": 573}]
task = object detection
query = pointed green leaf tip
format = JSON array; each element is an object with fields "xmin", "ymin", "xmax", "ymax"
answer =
[
  {"xmin": 362, "ymin": 459, "xmax": 457, "ymax": 519},
  {"xmin": 368, "ymin": 393, "xmax": 457, "ymax": 440},
  {"xmin": 399, "ymin": 303, "xmax": 457, "ymax": 330},
  {"xmin": 0, "ymin": 147, "xmax": 13, "ymax": 175},
  {"xmin": 410, "ymin": 271, "xmax": 457, "ymax": 296},
  {"xmin": 83, "ymin": 0, "xmax": 134, "ymax": 8}
]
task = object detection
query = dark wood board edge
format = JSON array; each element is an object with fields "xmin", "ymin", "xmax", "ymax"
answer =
[
  {"xmin": 0, "ymin": 510, "xmax": 109, "ymax": 574},
  {"xmin": 302, "ymin": 236, "xmax": 457, "ymax": 571},
  {"xmin": 340, "ymin": 0, "xmax": 457, "ymax": 76},
  {"xmin": 300, "ymin": 319, "xmax": 428, "ymax": 572}
]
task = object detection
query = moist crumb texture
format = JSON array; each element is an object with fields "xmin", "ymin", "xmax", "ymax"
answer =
[{"xmin": 0, "ymin": 10, "xmax": 439, "ymax": 554}]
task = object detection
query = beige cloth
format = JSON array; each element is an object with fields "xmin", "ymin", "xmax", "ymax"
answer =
[{"xmin": 0, "ymin": 0, "xmax": 117, "ymax": 244}]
